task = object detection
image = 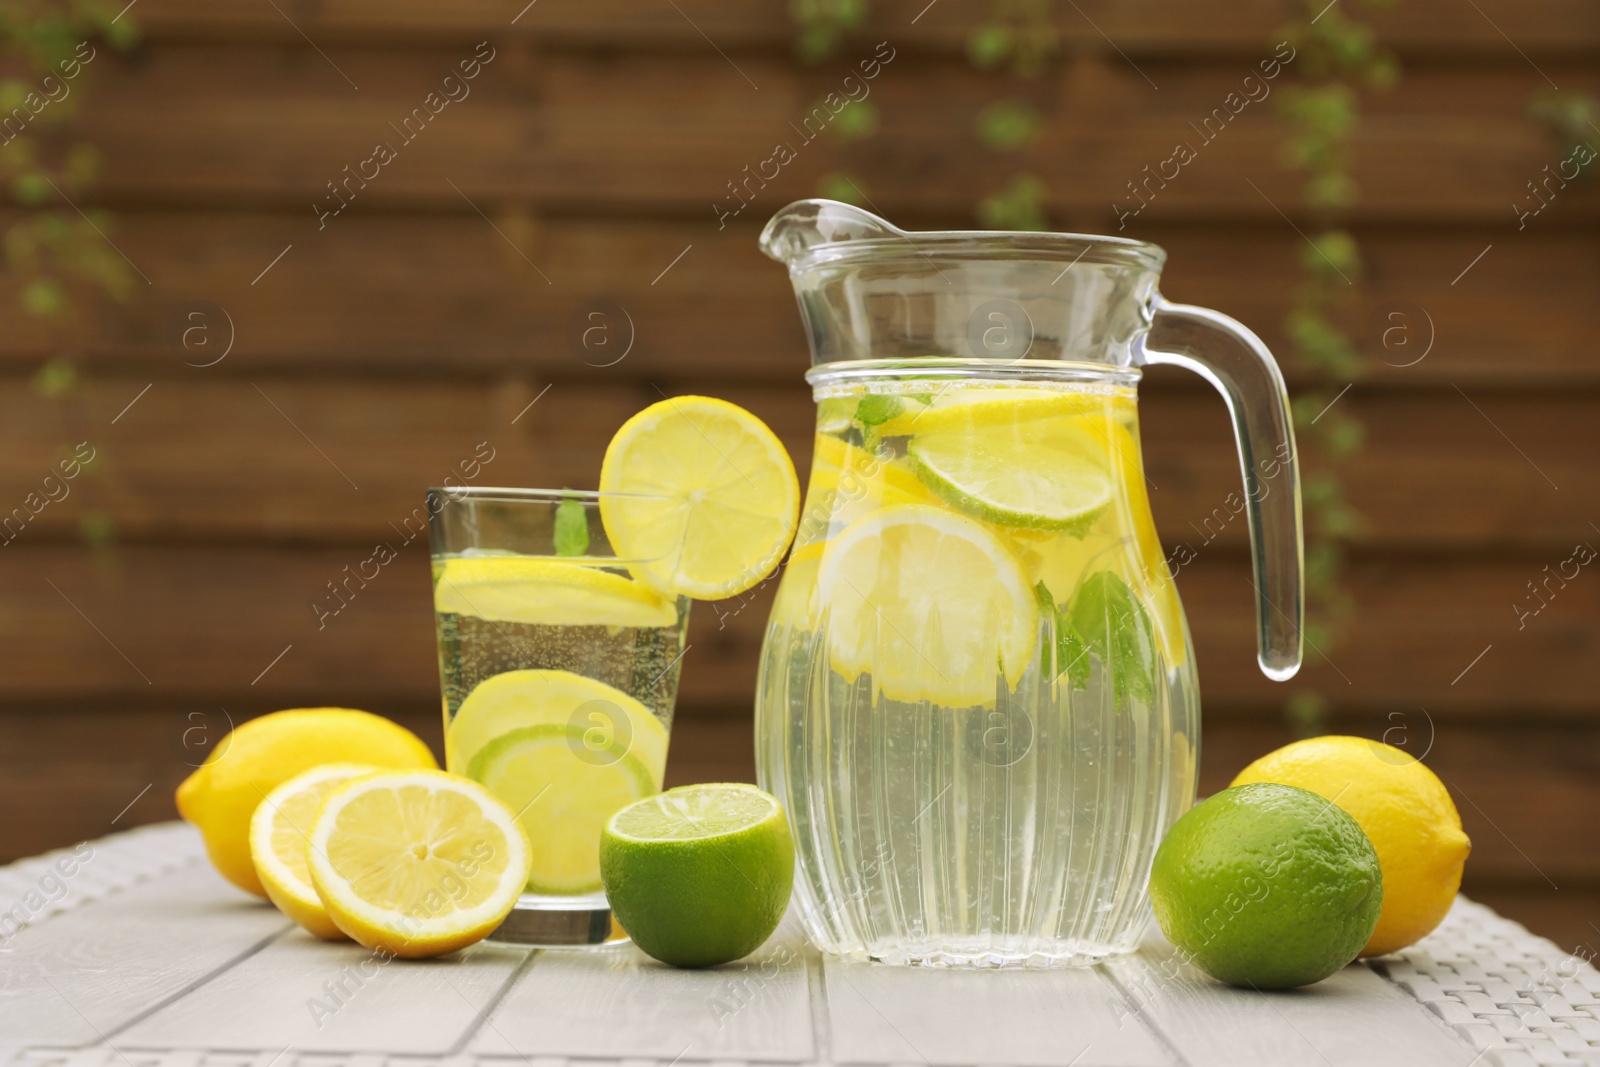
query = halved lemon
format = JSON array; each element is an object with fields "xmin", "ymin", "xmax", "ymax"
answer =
[
  {"xmin": 249, "ymin": 762, "xmax": 379, "ymax": 939},
  {"xmin": 307, "ymin": 769, "xmax": 531, "ymax": 958},
  {"xmin": 433, "ymin": 557, "xmax": 678, "ymax": 628},
  {"xmin": 446, "ymin": 669, "xmax": 668, "ymax": 787},
  {"xmin": 599, "ymin": 396, "xmax": 799, "ymax": 599},
  {"xmin": 469, "ymin": 725, "xmax": 656, "ymax": 895},
  {"xmin": 816, "ymin": 504, "xmax": 1039, "ymax": 707}
]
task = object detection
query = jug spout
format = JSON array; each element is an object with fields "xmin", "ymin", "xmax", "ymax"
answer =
[{"xmin": 759, "ymin": 199, "xmax": 903, "ymax": 267}]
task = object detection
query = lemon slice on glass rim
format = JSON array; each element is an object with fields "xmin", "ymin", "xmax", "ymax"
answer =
[{"xmin": 599, "ymin": 396, "xmax": 800, "ymax": 600}]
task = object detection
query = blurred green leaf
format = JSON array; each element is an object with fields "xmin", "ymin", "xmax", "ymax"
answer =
[
  {"xmin": 1307, "ymin": 171, "xmax": 1358, "ymax": 209},
  {"xmin": 31, "ymin": 354, "xmax": 78, "ymax": 397},
  {"xmin": 789, "ymin": 0, "xmax": 867, "ymax": 62},
  {"xmin": 976, "ymin": 99, "xmax": 1042, "ymax": 151},
  {"xmin": 967, "ymin": 24, "xmax": 1011, "ymax": 69},
  {"xmin": 12, "ymin": 172, "xmax": 52, "ymax": 205},
  {"xmin": 1285, "ymin": 690, "xmax": 1330, "ymax": 738},
  {"xmin": 22, "ymin": 278, "xmax": 64, "ymax": 316},
  {"xmin": 1302, "ymin": 229, "xmax": 1362, "ymax": 278},
  {"xmin": 977, "ymin": 173, "xmax": 1048, "ymax": 230},
  {"xmin": 830, "ymin": 98, "xmax": 878, "ymax": 141},
  {"xmin": 79, "ymin": 508, "xmax": 116, "ymax": 547},
  {"xmin": 816, "ymin": 171, "xmax": 867, "ymax": 204}
]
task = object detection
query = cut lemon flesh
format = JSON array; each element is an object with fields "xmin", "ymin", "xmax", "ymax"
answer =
[
  {"xmin": 249, "ymin": 762, "xmax": 378, "ymax": 940},
  {"xmin": 907, "ymin": 420, "xmax": 1114, "ymax": 532},
  {"xmin": 469, "ymin": 725, "xmax": 656, "ymax": 895},
  {"xmin": 816, "ymin": 504, "xmax": 1039, "ymax": 707},
  {"xmin": 769, "ymin": 542, "xmax": 825, "ymax": 630},
  {"xmin": 434, "ymin": 557, "xmax": 678, "ymax": 628},
  {"xmin": 307, "ymin": 769, "xmax": 531, "ymax": 957},
  {"xmin": 800, "ymin": 435, "xmax": 935, "ymax": 544},
  {"xmin": 599, "ymin": 396, "xmax": 800, "ymax": 599},
  {"xmin": 446, "ymin": 669, "xmax": 668, "ymax": 787}
]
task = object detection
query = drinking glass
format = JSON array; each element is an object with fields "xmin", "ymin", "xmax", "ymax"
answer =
[{"xmin": 427, "ymin": 487, "xmax": 690, "ymax": 945}]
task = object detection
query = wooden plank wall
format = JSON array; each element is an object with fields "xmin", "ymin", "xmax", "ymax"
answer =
[{"xmin": 2, "ymin": 1, "xmax": 1596, "ymax": 952}]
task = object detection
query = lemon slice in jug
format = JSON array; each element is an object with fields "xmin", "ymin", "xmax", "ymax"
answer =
[{"xmin": 816, "ymin": 504, "xmax": 1038, "ymax": 707}]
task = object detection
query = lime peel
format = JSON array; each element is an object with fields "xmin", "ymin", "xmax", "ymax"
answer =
[{"xmin": 601, "ymin": 783, "xmax": 795, "ymax": 968}]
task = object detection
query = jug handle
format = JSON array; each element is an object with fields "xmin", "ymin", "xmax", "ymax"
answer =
[{"xmin": 1139, "ymin": 299, "xmax": 1304, "ymax": 681}]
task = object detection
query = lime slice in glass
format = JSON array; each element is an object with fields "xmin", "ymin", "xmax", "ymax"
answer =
[{"xmin": 469, "ymin": 724, "xmax": 656, "ymax": 896}]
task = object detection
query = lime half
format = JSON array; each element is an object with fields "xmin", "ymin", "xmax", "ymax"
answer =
[
  {"xmin": 601, "ymin": 783, "xmax": 794, "ymax": 967},
  {"xmin": 434, "ymin": 557, "xmax": 678, "ymax": 628},
  {"xmin": 470, "ymin": 724, "xmax": 656, "ymax": 895},
  {"xmin": 907, "ymin": 422, "xmax": 1114, "ymax": 532}
]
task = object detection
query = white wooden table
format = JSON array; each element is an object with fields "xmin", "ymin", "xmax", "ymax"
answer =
[{"xmin": 3, "ymin": 825, "xmax": 1597, "ymax": 1067}]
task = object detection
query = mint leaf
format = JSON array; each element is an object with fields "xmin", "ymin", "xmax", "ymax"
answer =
[
  {"xmin": 1041, "ymin": 571, "xmax": 1157, "ymax": 703},
  {"xmin": 854, "ymin": 394, "xmax": 904, "ymax": 427},
  {"xmin": 1064, "ymin": 570, "xmax": 1157, "ymax": 703},
  {"xmin": 1033, "ymin": 580, "xmax": 1055, "ymax": 614},
  {"xmin": 553, "ymin": 497, "xmax": 589, "ymax": 557}
]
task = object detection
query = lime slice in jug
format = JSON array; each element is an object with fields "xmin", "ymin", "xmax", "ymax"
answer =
[
  {"xmin": 867, "ymin": 387, "xmax": 1105, "ymax": 437},
  {"xmin": 469, "ymin": 725, "xmax": 657, "ymax": 895},
  {"xmin": 907, "ymin": 422, "xmax": 1114, "ymax": 532}
]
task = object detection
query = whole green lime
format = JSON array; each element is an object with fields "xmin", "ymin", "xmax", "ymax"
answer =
[
  {"xmin": 1149, "ymin": 782, "xmax": 1383, "ymax": 989},
  {"xmin": 600, "ymin": 783, "xmax": 794, "ymax": 968}
]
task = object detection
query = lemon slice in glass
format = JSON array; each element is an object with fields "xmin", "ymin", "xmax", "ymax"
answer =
[
  {"xmin": 469, "ymin": 725, "xmax": 657, "ymax": 895},
  {"xmin": 446, "ymin": 669, "xmax": 668, "ymax": 787},
  {"xmin": 816, "ymin": 504, "xmax": 1039, "ymax": 707},
  {"xmin": 307, "ymin": 769, "xmax": 532, "ymax": 957},
  {"xmin": 434, "ymin": 557, "xmax": 677, "ymax": 628},
  {"xmin": 599, "ymin": 396, "xmax": 799, "ymax": 599},
  {"xmin": 249, "ymin": 762, "xmax": 378, "ymax": 939}
]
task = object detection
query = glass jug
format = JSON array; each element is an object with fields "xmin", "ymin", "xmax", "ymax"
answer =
[{"xmin": 753, "ymin": 200, "xmax": 1303, "ymax": 968}]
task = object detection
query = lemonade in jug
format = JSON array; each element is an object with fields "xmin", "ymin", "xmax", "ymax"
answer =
[{"xmin": 754, "ymin": 200, "xmax": 1303, "ymax": 967}]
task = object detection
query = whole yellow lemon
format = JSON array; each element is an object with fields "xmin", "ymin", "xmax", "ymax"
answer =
[
  {"xmin": 1231, "ymin": 735, "xmax": 1471, "ymax": 957},
  {"xmin": 175, "ymin": 708, "xmax": 437, "ymax": 896}
]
